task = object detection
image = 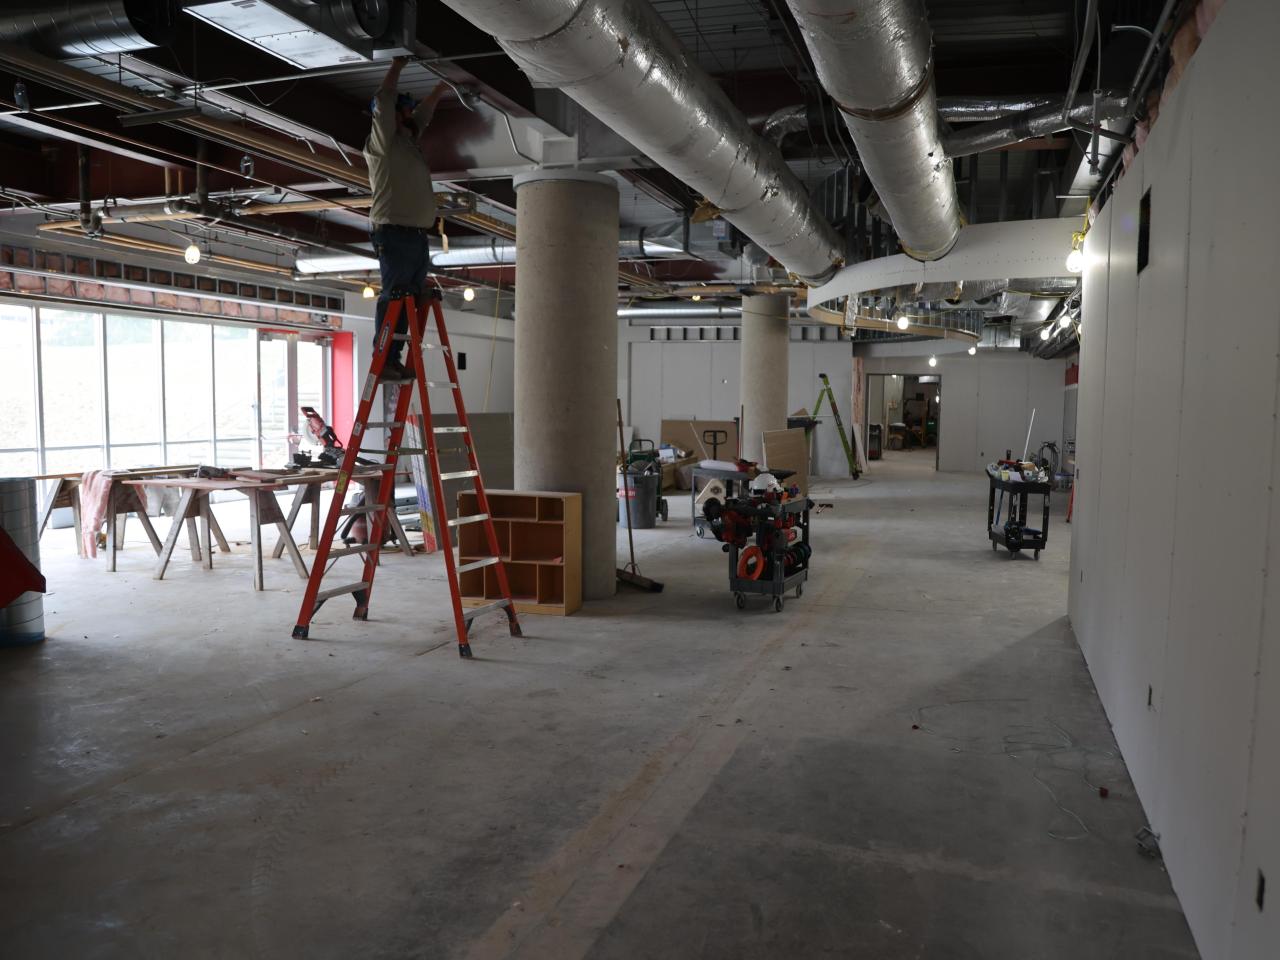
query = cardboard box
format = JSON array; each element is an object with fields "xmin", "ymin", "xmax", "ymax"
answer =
[{"xmin": 661, "ymin": 455, "xmax": 699, "ymax": 490}]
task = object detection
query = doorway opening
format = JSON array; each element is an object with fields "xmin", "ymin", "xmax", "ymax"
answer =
[{"xmin": 866, "ymin": 373, "xmax": 942, "ymax": 471}]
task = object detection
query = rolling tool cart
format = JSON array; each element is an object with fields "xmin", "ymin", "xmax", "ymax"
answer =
[
  {"xmin": 701, "ymin": 473, "xmax": 811, "ymax": 612},
  {"xmin": 986, "ymin": 464, "xmax": 1051, "ymax": 558}
]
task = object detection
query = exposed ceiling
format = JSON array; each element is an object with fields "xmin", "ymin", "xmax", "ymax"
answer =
[{"xmin": 0, "ymin": 0, "xmax": 1176, "ymax": 330}]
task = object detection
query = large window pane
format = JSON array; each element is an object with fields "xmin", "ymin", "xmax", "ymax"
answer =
[
  {"xmin": 109, "ymin": 444, "xmax": 165, "ymax": 469},
  {"xmin": 214, "ymin": 325, "xmax": 257, "ymax": 466},
  {"xmin": 164, "ymin": 320, "xmax": 212, "ymax": 444},
  {"xmin": 106, "ymin": 315, "xmax": 162, "ymax": 447},
  {"xmin": 0, "ymin": 451, "xmax": 38, "ymax": 478},
  {"xmin": 44, "ymin": 446, "xmax": 105, "ymax": 474},
  {"xmin": 166, "ymin": 440, "xmax": 210, "ymax": 466},
  {"xmin": 40, "ymin": 309, "xmax": 102, "ymax": 449},
  {"xmin": 296, "ymin": 339, "xmax": 328, "ymax": 460},
  {"xmin": 259, "ymin": 337, "xmax": 289, "ymax": 469},
  {"xmin": 0, "ymin": 305, "xmax": 37, "ymax": 453}
]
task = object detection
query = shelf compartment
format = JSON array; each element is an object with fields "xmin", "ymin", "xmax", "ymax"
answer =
[
  {"xmin": 486, "ymin": 561, "xmax": 537, "ymax": 601},
  {"xmin": 537, "ymin": 498, "xmax": 565, "ymax": 522},
  {"xmin": 457, "ymin": 519, "xmax": 508, "ymax": 559},
  {"xmin": 509, "ymin": 522, "xmax": 565, "ymax": 563},
  {"xmin": 538, "ymin": 565, "xmax": 564, "ymax": 605}
]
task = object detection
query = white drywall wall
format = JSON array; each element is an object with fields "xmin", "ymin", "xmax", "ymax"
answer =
[
  {"xmin": 858, "ymin": 347, "xmax": 1066, "ymax": 473},
  {"xmin": 1069, "ymin": 3, "xmax": 1280, "ymax": 956},
  {"xmin": 620, "ymin": 326, "xmax": 855, "ymax": 477}
]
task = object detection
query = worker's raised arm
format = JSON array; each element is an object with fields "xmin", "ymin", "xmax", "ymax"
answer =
[
  {"xmin": 413, "ymin": 83, "xmax": 447, "ymax": 138},
  {"xmin": 368, "ymin": 56, "xmax": 409, "ymax": 155}
]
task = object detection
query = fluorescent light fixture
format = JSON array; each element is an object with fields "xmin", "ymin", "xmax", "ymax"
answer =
[
  {"xmin": 295, "ymin": 253, "xmax": 379, "ymax": 274},
  {"xmin": 183, "ymin": 243, "xmax": 201, "ymax": 265},
  {"xmin": 1065, "ymin": 248, "xmax": 1084, "ymax": 273},
  {"xmin": 928, "ymin": 355, "xmax": 937, "ymax": 368},
  {"xmin": 462, "ymin": 287, "xmax": 476, "ymax": 302}
]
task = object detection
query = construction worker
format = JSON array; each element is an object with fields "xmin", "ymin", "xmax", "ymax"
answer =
[{"xmin": 364, "ymin": 56, "xmax": 446, "ymax": 379}]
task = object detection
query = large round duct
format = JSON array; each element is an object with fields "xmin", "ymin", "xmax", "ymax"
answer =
[{"xmin": 0, "ymin": 1, "xmax": 178, "ymax": 58}]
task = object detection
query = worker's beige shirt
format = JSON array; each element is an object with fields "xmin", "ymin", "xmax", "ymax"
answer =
[{"xmin": 363, "ymin": 88, "xmax": 437, "ymax": 229}]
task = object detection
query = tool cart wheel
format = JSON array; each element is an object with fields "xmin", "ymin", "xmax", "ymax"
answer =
[
  {"xmin": 992, "ymin": 541, "xmax": 998, "ymax": 552},
  {"xmin": 773, "ymin": 596, "xmax": 784, "ymax": 613},
  {"xmin": 659, "ymin": 499, "xmax": 669, "ymax": 522},
  {"xmin": 795, "ymin": 583, "xmax": 804, "ymax": 599},
  {"xmin": 695, "ymin": 521, "xmax": 707, "ymax": 538},
  {"xmin": 735, "ymin": 592, "xmax": 746, "ymax": 610},
  {"xmin": 1034, "ymin": 549, "xmax": 1040, "ymax": 560}
]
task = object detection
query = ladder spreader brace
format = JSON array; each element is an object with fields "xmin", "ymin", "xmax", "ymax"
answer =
[{"xmin": 291, "ymin": 292, "xmax": 522, "ymax": 657}]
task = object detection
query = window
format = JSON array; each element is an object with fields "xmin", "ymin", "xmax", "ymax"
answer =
[
  {"xmin": 0, "ymin": 304, "xmax": 37, "ymax": 477},
  {"xmin": 163, "ymin": 319, "xmax": 213, "ymax": 465},
  {"xmin": 106, "ymin": 314, "xmax": 163, "ymax": 468},
  {"xmin": 214, "ymin": 325, "xmax": 258, "ymax": 467},
  {"xmin": 259, "ymin": 336, "xmax": 290, "ymax": 469},
  {"xmin": 40, "ymin": 308, "xmax": 104, "ymax": 469}
]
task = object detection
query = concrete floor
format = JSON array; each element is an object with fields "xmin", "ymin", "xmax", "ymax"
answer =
[{"xmin": 0, "ymin": 451, "xmax": 1198, "ymax": 959}]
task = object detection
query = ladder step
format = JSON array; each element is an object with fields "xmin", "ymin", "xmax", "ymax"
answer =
[
  {"xmin": 425, "ymin": 381, "xmax": 457, "ymax": 389},
  {"xmin": 366, "ymin": 420, "xmax": 405, "ymax": 429},
  {"xmin": 314, "ymin": 580, "xmax": 371, "ymax": 603},
  {"xmin": 448, "ymin": 512, "xmax": 489, "ymax": 527},
  {"xmin": 457, "ymin": 556, "xmax": 500, "ymax": 574},
  {"xmin": 340, "ymin": 504, "xmax": 386, "ymax": 516},
  {"xmin": 463, "ymin": 598, "xmax": 512, "ymax": 621},
  {"xmin": 328, "ymin": 544, "xmax": 377, "ymax": 559},
  {"xmin": 439, "ymin": 469, "xmax": 479, "ymax": 481},
  {"xmin": 434, "ymin": 426, "xmax": 468, "ymax": 434}
]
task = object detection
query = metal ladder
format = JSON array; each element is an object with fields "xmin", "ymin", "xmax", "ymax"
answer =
[
  {"xmin": 813, "ymin": 372, "xmax": 860, "ymax": 479},
  {"xmin": 291, "ymin": 292, "xmax": 522, "ymax": 657}
]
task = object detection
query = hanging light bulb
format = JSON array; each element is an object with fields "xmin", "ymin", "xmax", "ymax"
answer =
[
  {"xmin": 462, "ymin": 286, "xmax": 476, "ymax": 302},
  {"xmin": 896, "ymin": 313, "xmax": 910, "ymax": 330},
  {"xmin": 691, "ymin": 293, "xmax": 702, "ymax": 302},
  {"xmin": 1065, "ymin": 247, "xmax": 1084, "ymax": 273},
  {"xmin": 1058, "ymin": 312, "xmax": 1072, "ymax": 330},
  {"xmin": 928, "ymin": 355, "xmax": 937, "ymax": 368},
  {"xmin": 183, "ymin": 242, "xmax": 201, "ymax": 265},
  {"xmin": 968, "ymin": 345, "xmax": 977, "ymax": 356},
  {"xmin": 1040, "ymin": 325, "xmax": 1052, "ymax": 341},
  {"xmin": 361, "ymin": 283, "xmax": 375, "ymax": 300}
]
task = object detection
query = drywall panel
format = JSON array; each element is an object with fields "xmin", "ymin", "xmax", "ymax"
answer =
[
  {"xmin": 936, "ymin": 358, "xmax": 978, "ymax": 472},
  {"xmin": 1156, "ymin": 9, "xmax": 1280, "ymax": 952},
  {"xmin": 975, "ymin": 356, "xmax": 1028, "ymax": 465},
  {"xmin": 1090, "ymin": 152, "xmax": 1143, "ymax": 721},
  {"xmin": 1111, "ymin": 82, "xmax": 1192, "ymax": 813},
  {"xmin": 629, "ymin": 341, "xmax": 663, "ymax": 445},
  {"xmin": 1068, "ymin": 202, "xmax": 1112, "ymax": 647},
  {"xmin": 1026, "ymin": 358, "xmax": 1067, "ymax": 467},
  {"xmin": 812, "ymin": 346, "xmax": 855, "ymax": 478},
  {"xmin": 659, "ymin": 342, "xmax": 713, "ymax": 421},
  {"xmin": 710, "ymin": 343, "xmax": 741, "ymax": 422}
]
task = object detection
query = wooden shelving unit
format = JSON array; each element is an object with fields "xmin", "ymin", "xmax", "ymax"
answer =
[{"xmin": 456, "ymin": 490, "xmax": 582, "ymax": 616}]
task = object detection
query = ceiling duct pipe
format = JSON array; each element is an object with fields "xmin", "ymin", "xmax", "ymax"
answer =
[
  {"xmin": 783, "ymin": 0, "xmax": 960, "ymax": 261},
  {"xmin": 0, "ymin": 1, "xmax": 178, "ymax": 58},
  {"xmin": 433, "ymin": 0, "xmax": 843, "ymax": 283},
  {"xmin": 76, "ymin": 145, "xmax": 100, "ymax": 236},
  {"xmin": 944, "ymin": 92, "xmax": 1128, "ymax": 158},
  {"xmin": 936, "ymin": 95, "xmax": 1059, "ymax": 123}
]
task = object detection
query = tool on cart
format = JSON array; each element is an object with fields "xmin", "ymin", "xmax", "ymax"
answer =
[
  {"xmin": 986, "ymin": 459, "xmax": 1052, "ymax": 558},
  {"xmin": 702, "ymin": 428, "xmax": 728, "ymax": 459},
  {"xmin": 812, "ymin": 373, "xmax": 860, "ymax": 478},
  {"xmin": 616, "ymin": 399, "xmax": 663, "ymax": 593},
  {"xmin": 291, "ymin": 293, "xmax": 522, "ymax": 656},
  {"xmin": 702, "ymin": 471, "xmax": 811, "ymax": 611},
  {"xmin": 626, "ymin": 438, "xmax": 669, "ymax": 522}
]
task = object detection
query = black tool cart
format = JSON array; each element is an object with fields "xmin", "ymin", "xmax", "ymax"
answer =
[{"xmin": 987, "ymin": 465, "xmax": 1051, "ymax": 558}]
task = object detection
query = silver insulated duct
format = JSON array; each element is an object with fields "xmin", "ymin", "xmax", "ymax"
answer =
[
  {"xmin": 944, "ymin": 92, "xmax": 1129, "ymax": 158},
  {"xmin": 0, "ymin": 1, "xmax": 178, "ymax": 58},
  {"xmin": 784, "ymin": 0, "xmax": 960, "ymax": 261},
  {"xmin": 433, "ymin": 0, "xmax": 843, "ymax": 283}
]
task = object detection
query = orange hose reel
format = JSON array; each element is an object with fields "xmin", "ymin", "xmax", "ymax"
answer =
[{"xmin": 736, "ymin": 544, "xmax": 766, "ymax": 581}]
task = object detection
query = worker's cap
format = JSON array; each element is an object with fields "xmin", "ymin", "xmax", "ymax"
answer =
[{"xmin": 369, "ymin": 93, "xmax": 420, "ymax": 114}]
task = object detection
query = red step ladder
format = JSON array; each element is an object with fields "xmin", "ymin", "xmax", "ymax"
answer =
[{"xmin": 291, "ymin": 293, "xmax": 522, "ymax": 657}]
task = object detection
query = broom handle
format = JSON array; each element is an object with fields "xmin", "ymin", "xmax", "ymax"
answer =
[{"xmin": 616, "ymin": 399, "xmax": 637, "ymax": 568}]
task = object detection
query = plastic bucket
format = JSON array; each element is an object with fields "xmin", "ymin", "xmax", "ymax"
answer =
[{"xmin": 617, "ymin": 469, "xmax": 659, "ymax": 529}]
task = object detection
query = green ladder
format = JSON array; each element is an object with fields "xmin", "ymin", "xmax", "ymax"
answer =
[{"xmin": 813, "ymin": 373, "xmax": 860, "ymax": 479}]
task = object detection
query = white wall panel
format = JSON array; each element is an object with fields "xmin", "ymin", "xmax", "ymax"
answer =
[
  {"xmin": 659, "ymin": 342, "xmax": 713, "ymax": 421},
  {"xmin": 629, "ymin": 341, "xmax": 663, "ymax": 444},
  {"xmin": 710, "ymin": 343, "xmax": 741, "ymax": 421}
]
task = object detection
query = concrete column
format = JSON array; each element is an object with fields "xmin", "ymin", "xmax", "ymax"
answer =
[
  {"xmin": 739, "ymin": 293, "xmax": 790, "ymax": 463},
  {"xmin": 513, "ymin": 171, "xmax": 619, "ymax": 600}
]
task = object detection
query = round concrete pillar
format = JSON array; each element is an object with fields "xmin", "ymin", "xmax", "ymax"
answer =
[
  {"xmin": 513, "ymin": 171, "xmax": 619, "ymax": 600},
  {"xmin": 739, "ymin": 293, "xmax": 790, "ymax": 463}
]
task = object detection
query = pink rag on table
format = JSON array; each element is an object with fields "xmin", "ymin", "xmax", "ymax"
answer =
[{"xmin": 79, "ymin": 470, "xmax": 117, "ymax": 559}]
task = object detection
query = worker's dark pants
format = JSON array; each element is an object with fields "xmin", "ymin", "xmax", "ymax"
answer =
[{"xmin": 372, "ymin": 224, "xmax": 432, "ymax": 364}]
